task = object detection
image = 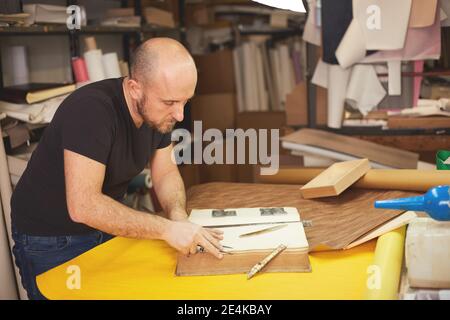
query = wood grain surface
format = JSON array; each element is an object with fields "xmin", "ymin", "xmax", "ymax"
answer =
[{"xmin": 187, "ymin": 182, "xmax": 418, "ymax": 251}]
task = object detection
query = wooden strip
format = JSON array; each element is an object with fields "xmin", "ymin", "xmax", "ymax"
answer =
[
  {"xmin": 387, "ymin": 117, "xmax": 450, "ymax": 129},
  {"xmin": 300, "ymin": 159, "xmax": 371, "ymax": 199}
]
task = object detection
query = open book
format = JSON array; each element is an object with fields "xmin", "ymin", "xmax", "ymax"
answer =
[{"xmin": 176, "ymin": 207, "xmax": 311, "ymax": 276}]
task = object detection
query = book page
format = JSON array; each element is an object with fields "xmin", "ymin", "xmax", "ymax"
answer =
[
  {"xmin": 189, "ymin": 207, "xmax": 300, "ymax": 227},
  {"xmin": 218, "ymin": 222, "xmax": 308, "ymax": 252},
  {"xmin": 188, "ymin": 207, "xmax": 308, "ymax": 252}
]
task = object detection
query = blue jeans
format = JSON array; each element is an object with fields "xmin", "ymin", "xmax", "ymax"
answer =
[{"xmin": 11, "ymin": 225, "xmax": 114, "ymax": 300}]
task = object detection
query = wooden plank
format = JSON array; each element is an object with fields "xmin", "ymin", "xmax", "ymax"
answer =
[
  {"xmin": 281, "ymin": 128, "xmax": 419, "ymax": 169},
  {"xmin": 387, "ymin": 117, "xmax": 450, "ymax": 129},
  {"xmin": 300, "ymin": 159, "xmax": 371, "ymax": 199}
]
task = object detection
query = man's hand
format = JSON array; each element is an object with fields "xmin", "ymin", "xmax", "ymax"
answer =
[{"xmin": 162, "ymin": 220, "xmax": 224, "ymax": 259}]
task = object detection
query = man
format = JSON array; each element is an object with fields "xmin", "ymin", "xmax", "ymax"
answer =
[{"xmin": 10, "ymin": 38, "xmax": 224, "ymax": 300}]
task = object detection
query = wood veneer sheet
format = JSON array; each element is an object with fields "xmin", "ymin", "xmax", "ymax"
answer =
[
  {"xmin": 187, "ymin": 183, "xmax": 419, "ymax": 251},
  {"xmin": 281, "ymin": 128, "xmax": 419, "ymax": 169}
]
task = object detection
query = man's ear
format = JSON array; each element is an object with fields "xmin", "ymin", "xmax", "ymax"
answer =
[{"xmin": 128, "ymin": 78, "xmax": 143, "ymax": 101}]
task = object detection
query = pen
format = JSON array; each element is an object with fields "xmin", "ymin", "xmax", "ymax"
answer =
[{"xmin": 247, "ymin": 244, "xmax": 287, "ymax": 279}]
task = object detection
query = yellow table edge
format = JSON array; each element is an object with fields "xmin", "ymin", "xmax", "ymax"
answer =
[{"xmin": 36, "ymin": 228, "xmax": 406, "ymax": 300}]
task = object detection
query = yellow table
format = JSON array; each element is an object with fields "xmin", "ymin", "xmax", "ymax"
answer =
[{"xmin": 36, "ymin": 235, "xmax": 383, "ymax": 300}]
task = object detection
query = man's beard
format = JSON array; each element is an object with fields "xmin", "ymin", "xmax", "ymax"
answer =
[{"xmin": 137, "ymin": 95, "xmax": 176, "ymax": 134}]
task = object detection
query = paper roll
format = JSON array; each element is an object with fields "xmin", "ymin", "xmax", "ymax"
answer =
[
  {"xmin": 258, "ymin": 168, "xmax": 450, "ymax": 192},
  {"xmin": 4, "ymin": 46, "xmax": 29, "ymax": 86},
  {"xmin": 84, "ymin": 36, "xmax": 97, "ymax": 51},
  {"xmin": 71, "ymin": 57, "xmax": 89, "ymax": 83},
  {"xmin": 327, "ymin": 65, "xmax": 351, "ymax": 128},
  {"xmin": 102, "ymin": 52, "xmax": 122, "ymax": 79},
  {"xmin": 366, "ymin": 226, "xmax": 406, "ymax": 300},
  {"xmin": 84, "ymin": 49, "xmax": 106, "ymax": 82},
  {"xmin": 0, "ymin": 199, "xmax": 18, "ymax": 299},
  {"xmin": 0, "ymin": 124, "xmax": 27, "ymax": 299}
]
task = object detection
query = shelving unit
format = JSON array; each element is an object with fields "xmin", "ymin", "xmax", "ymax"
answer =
[{"xmin": 0, "ymin": 0, "xmax": 185, "ymax": 88}]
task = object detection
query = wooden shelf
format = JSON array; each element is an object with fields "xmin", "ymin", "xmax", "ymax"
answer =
[
  {"xmin": 322, "ymin": 126, "xmax": 450, "ymax": 136},
  {"xmin": 0, "ymin": 24, "xmax": 144, "ymax": 35},
  {"xmin": 0, "ymin": 24, "xmax": 181, "ymax": 36}
]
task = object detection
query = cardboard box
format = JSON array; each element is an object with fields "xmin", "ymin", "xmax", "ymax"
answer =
[
  {"xmin": 190, "ymin": 93, "xmax": 236, "ymax": 132},
  {"xmin": 316, "ymin": 86, "xmax": 328, "ymax": 126},
  {"xmin": 430, "ymin": 85, "xmax": 450, "ymax": 99},
  {"xmin": 198, "ymin": 136, "xmax": 238, "ymax": 183},
  {"xmin": 235, "ymin": 111, "xmax": 287, "ymax": 183},
  {"xmin": 178, "ymin": 164, "xmax": 200, "ymax": 190},
  {"xmin": 129, "ymin": 0, "xmax": 179, "ymax": 22},
  {"xmin": 194, "ymin": 49, "xmax": 235, "ymax": 94},
  {"xmin": 185, "ymin": 4, "xmax": 214, "ymax": 26},
  {"xmin": 144, "ymin": 7, "xmax": 175, "ymax": 27},
  {"xmin": 285, "ymin": 83, "xmax": 308, "ymax": 126},
  {"xmin": 199, "ymin": 163, "xmax": 238, "ymax": 183},
  {"xmin": 236, "ymin": 111, "xmax": 286, "ymax": 130}
]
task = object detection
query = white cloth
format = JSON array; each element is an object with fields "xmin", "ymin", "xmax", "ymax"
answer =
[{"xmin": 0, "ymin": 94, "xmax": 67, "ymax": 124}]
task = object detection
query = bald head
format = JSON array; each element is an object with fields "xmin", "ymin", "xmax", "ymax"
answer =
[
  {"xmin": 124, "ymin": 38, "xmax": 197, "ymax": 133},
  {"xmin": 130, "ymin": 37, "xmax": 196, "ymax": 85}
]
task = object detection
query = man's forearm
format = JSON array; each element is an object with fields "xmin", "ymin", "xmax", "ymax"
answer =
[
  {"xmin": 152, "ymin": 169, "xmax": 188, "ymax": 221},
  {"xmin": 77, "ymin": 193, "xmax": 171, "ymax": 240}
]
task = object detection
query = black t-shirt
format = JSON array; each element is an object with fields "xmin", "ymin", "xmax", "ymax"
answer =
[{"xmin": 11, "ymin": 78, "xmax": 171, "ymax": 236}]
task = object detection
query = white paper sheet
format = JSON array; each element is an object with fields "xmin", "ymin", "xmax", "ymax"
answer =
[
  {"xmin": 302, "ymin": 0, "xmax": 321, "ymax": 46},
  {"xmin": 218, "ymin": 222, "xmax": 308, "ymax": 252},
  {"xmin": 327, "ymin": 65, "xmax": 351, "ymax": 128},
  {"xmin": 388, "ymin": 61, "xmax": 402, "ymax": 95},
  {"xmin": 189, "ymin": 207, "xmax": 301, "ymax": 227},
  {"xmin": 189, "ymin": 207, "xmax": 307, "ymax": 252},
  {"xmin": 346, "ymin": 64, "xmax": 386, "ymax": 115},
  {"xmin": 336, "ymin": 19, "xmax": 367, "ymax": 69},
  {"xmin": 354, "ymin": 0, "xmax": 412, "ymax": 50},
  {"xmin": 311, "ymin": 59, "xmax": 329, "ymax": 88}
]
